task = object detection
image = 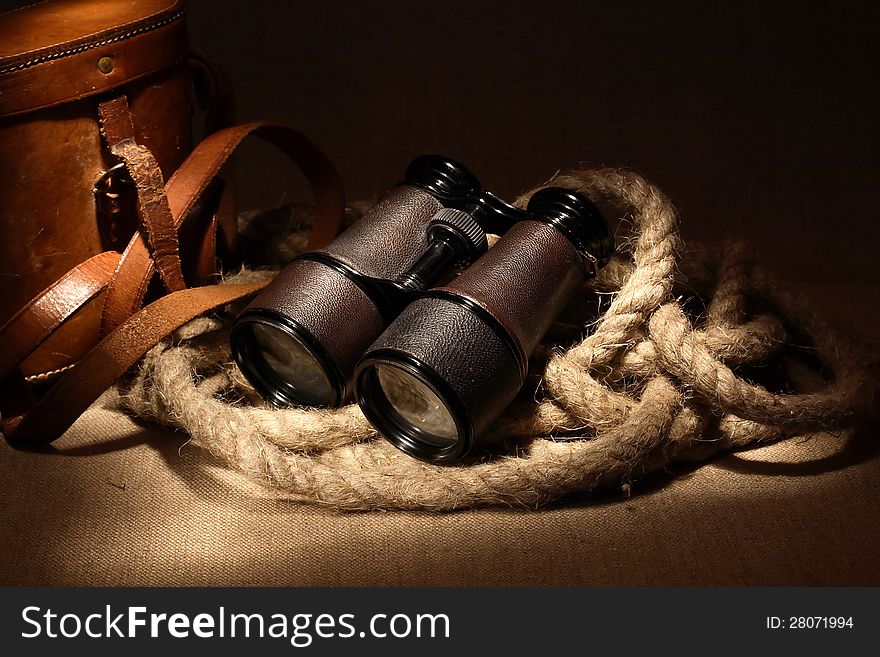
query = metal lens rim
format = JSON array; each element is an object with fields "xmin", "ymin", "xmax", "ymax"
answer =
[
  {"xmin": 355, "ymin": 350, "xmax": 474, "ymax": 463},
  {"xmin": 230, "ymin": 309, "xmax": 344, "ymax": 408}
]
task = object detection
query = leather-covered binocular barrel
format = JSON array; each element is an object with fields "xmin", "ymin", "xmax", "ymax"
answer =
[
  {"xmin": 355, "ymin": 188, "xmax": 614, "ymax": 462},
  {"xmin": 230, "ymin": 156, "xmax": 614, "ymax": 462}
]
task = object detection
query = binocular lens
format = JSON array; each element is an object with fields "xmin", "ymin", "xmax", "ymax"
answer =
[
  {"xmin": 234, "ymin": 319, "xmax": 335, "ymax": 407},
  {"xmin": 374, "ymin": 363, "xmax": 458, "ymax": 446},
  {"xmin": 357, "ymin": 349, "xmax": 472, "ymax": 458}
]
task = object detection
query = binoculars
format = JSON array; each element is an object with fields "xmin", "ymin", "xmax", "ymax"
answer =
[{"xmin": 230, "ymin": 156, "xmax": 614, "ymax": 463}]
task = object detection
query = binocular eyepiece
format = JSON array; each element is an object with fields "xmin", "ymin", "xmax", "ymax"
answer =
[{"xmin": 230, "ymin": 156, "xmax": 614, "ymax": 462}]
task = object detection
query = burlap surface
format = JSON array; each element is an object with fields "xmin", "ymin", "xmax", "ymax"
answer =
[
  {"xmin": 1, "ymin": 394, "xmax": 877, "ymax": 586},
  {"xmin": 1, "ymin": 284, "xmax": 876, "ymax": 586}
]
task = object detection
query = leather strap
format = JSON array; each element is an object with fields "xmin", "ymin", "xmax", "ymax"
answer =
[
  {"xmin": 98, "ymin": 96, "xmax": 187, "ymax": 294},
  {"xmin": 188, "ymin": 49, "xmax": 236, "ymax": 136},
  {"xmin": 0, "ymin": 250, "xmax": 121, "ymax": 439},
  {"xmin": 97, "ymin": 95, "xmax": 137, "ymax": 146},
  {"xmin": 0, "ymin": 251, "xmax": 121, "ymax": 380},
  {"xmin": 2, "ymin": 282, "xmax": 266, "ymax": 443},
  {"xmin": 100, "ymin": 121, "xmax": 345, "ymax": 335},
  {"xmin": 176, "ymin": 175, "xmax": 225, "ymax": 285},
  {"xmin": 167, "ymin": 123, "xmax": 344, "ymax": 250},
  {"xmin": 187, "ymin": 51, "xmax": 239, "ymax": 262}
]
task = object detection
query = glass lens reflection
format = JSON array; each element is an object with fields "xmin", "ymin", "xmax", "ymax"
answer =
[
  {"xmin": 250, "ymin": 322, "xmax": 334, "ymax": 406},
  {"xmin": 375, "ymin": 364, "xmax": 457, "ymax": 446}
]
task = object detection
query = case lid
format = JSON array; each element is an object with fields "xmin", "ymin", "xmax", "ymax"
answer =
[{"xmin": 0, "ymin": 0, "xmax": 187, "ymax": 117}]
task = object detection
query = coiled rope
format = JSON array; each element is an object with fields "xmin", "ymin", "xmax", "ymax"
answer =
[{"xmin": 120, "ymin": 168, "xmax": 877, "ymax": 510}]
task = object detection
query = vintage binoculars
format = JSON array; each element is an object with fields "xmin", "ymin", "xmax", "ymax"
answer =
[{"xmin": 230, "ymin": 156, "xmax": 614, "ymax": 462}]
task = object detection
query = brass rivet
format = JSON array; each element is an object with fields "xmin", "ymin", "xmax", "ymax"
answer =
[{"xmin": 97, "ymin": 56, "xmax": 114, "ymax": 74}]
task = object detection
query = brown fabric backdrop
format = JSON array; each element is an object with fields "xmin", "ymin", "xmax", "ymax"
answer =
[{"xmin": 185, "ymin": 0, "xmax": 878, "ymax": 291}]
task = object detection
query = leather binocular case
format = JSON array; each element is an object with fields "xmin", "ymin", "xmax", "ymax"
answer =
[
  {"xmin": 231, "ymin": 156, "xmax": 615, "ymax": 463},
  {"xmin": 0, "ymin": 0, "xmax": 207, "ymax": 379},
  {"xmin": 0, "ymin": 0, "xmax": 345, "ymax": 445}
]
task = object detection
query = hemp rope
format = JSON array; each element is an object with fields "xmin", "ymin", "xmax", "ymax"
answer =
[{"xmin": 120, "ymin": 168, "xmax": 877, "ymax": 510}]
